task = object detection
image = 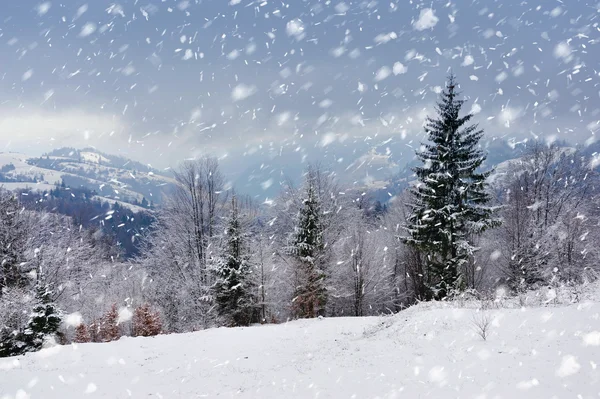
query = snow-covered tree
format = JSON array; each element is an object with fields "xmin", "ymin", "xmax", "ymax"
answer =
[
  {"xmin": 403, "ymin": 74, "xmax": 499, "ymax": 299},
  {"xmin": 0, "ymin": 287, "xmax": 34, "ymax": 357},
  {"xmin": 0, "ymin": 189, "xmax": 29, "ymax": 294},
  {"xmin": 495, "ymin": 142, "xmax": 600, "ymax": 290},
  {"xmin": 74, "ymin": 323, "xmax": 91, "ymax": 343},
  {"xmin": 0, "ymin": 276, "xmax": 61, "ymax": 357},
  {"xmin": 213, "ymin": 196, "xmax": 256, "ymax": 326},
  {"xmin": 132, "ymin": 304, "xmax": 162, "ymax": 336},
  {"xmin": 24, "ymin": 277, "xmax": 62, "ymax": 350},
  {"xmin": 331, "ymin": 218, "xmax": 398, "ymax": 316},
  {"xmin": 289, "ymin": 174, "xmax": 326, "ymax": 318},
  {"xmin": 99, "ymin": 304, "xmax": 120, "ymax": 342},
  {"xmin": 140, "ymin": 157, "xmax": 227, "ymax": 331}
]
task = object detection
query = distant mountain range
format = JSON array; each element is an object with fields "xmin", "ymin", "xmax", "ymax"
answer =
[
  {"xmin": 0, "ymin": 147, "xmax": 177, "ymax": 211},
  {"xmin": 2, "ymin": 138, "xmax": 598, "ymax": 210}
]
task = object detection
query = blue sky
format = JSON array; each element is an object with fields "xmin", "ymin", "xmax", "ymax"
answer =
[{"xmin": 0, "ymin": 0, "xmax": 598, "ymax": 187}]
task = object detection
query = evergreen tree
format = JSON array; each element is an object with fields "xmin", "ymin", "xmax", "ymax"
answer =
[
  {"xmin": 290, "ymin": 175, "xmax": 326, "ymax": 318},
  {"xmin": 214, "ymin": 196, "xmax": 255, "ymax": 326},
  {"xmin": 403, "ymin": 74, "xmax": 499, "ymax": 299},
  {"xmin": 0, "ymin": 277, "xmax": 62, "ymax": 357},
  {"xmin": 25, "ymin": 277, "xmax": 62, "ymax": 349}
]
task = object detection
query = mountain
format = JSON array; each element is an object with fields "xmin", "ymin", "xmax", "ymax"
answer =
[{"xmin": 0, "ymin": 148, "xmax": 177, "ymax": 210}]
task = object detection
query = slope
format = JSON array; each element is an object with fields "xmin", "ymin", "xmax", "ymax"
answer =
[
  {"xmin": 1, "ymin": 299, "xmax": 598, "ymax": 398},
  {"xmin": 0, "ymin": 149, "xmax": 176, "ymax": 208}
]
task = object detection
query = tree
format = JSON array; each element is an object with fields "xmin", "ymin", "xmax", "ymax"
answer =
[
  {"xmin": 403, "ymin": 74, "xmax": 499, "ymax": 299},
  {"xmin": 213, "ymin": 196, "xmax": 256, "ymax": 326},
  {"xmin": 0, "ymin": 277, "xmax": 61, "ymax": 357},
  {"xmin": 289, "ymin": 173, "xmax": 326, "ymax": 318},
  {"xmin": 25, "ymin": 277, "xmax": 62, "ymax": 350},
  {"xmin": 74, "ymin": 323, "xmax": 91, "ymax": 343},
  {"xmin": 132, "ymin": 304, "xmax": 162, "ymax": 336},
  {"xmin": 332, "ymin": 217, "xmax": 397, "ymax": 316},
  {"xmin": 140, "ymin": 157, "xmax": 227, "ymax": 331},
  {"xmin": 495, "ymin": 142, "xmax": 599, "ymax": 290},
  {"xmin": 0, "ymin": 287, "xmax": 34, "ymax": 357},
  {"xmin": 99, "ymin": 304, "xmax": 120, "ymax": 342},
  {"xmin": 0, "ymin": 189, "xmax": 29, "ymax": 294}
]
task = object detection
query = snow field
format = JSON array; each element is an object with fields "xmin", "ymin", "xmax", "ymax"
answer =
[{"xmin": 1, "ymin": 300, "xmax": 599, "ymax": 398}]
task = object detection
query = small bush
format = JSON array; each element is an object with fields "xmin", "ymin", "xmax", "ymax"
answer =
[{"xmin": 472, "ymin": 311, "xmax": 492, "ymax": 341}]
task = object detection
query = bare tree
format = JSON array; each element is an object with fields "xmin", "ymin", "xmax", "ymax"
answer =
[
  {"xmin": 494, "ymin": 142, "xmax": 599, "ymax": 290},
  {"xmin": 140, "ymin": 157, "xmax": 228, "ymax": 331}
]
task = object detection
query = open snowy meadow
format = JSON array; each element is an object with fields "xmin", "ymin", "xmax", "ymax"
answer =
[{"xmin": 2, "ymin": 297, "xmax": 599, "ymax": 399}]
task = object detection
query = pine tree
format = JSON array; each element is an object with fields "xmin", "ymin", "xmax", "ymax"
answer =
[
  {"xmin": 213, "ymin": 196, "xmax": 255, "ymax": 326},
  {"xmin": 404, "ymin": 74, "xmax": 499, "ymax": 299},
  {"xmin": 24, "ymin": 278, "xmax": 62, "ymax": 349},
  {"xmin": 290, "ymin": 175, "xmax": 326, "ymax": 318}
]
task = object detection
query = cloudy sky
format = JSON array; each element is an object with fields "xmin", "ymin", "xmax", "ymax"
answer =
[{"xmin": 1, "ymin": 0, "xmax": 598, "ymax": 185}]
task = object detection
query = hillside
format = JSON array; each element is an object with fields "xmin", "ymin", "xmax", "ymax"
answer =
[
  {"xmin": 0, "ymin": 148, "xmax": 176, "ymax": 208},
  {"xmin": 1, "ymin": 291, "xmax": 599, "ymax": 398}
]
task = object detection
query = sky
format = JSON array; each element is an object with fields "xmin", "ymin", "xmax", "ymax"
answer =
[{"xmin": 0, "ymin": 0, "xmax": 599, "ymax": 186}]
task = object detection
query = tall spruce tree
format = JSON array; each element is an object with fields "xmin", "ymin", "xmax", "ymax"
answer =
[
  {"xmin": 291, "ymin": 175, "xmax": 326, "ymax": 318},
  {"xmin": 404, "ymin": 74, "xmax": 499, "ymax": 299},
  {"xmin": 214, "ymin": 196, "xmax": 255, "ymax": 326}
]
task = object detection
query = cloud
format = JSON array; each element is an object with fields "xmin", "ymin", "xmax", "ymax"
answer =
[{"xmin": 0, "ymin": 107, "xmax": 125, "ymax": 154}]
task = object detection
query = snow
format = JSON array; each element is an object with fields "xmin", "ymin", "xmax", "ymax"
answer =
[
  {"xmin": 79, "ymin": 23, "xmax": 97, "ymax": 38},
  {"xmin": 554, "ymin": 41, "xmax": 572, "ymax": 59},
  {"xmin": 413, "ymin": 8, "xmax": 439, "ymax": 31},
  {"xmin": 0, "ymin": 152, "xmax": 64, "ymax": 185},
  {"xmin": 231, "ymin": 84, "xmax": 257, "ymax": 102},
  {"xmin": 286, "ymin": 19, "xmax": 305, "ymax": 39},
  {"xmin": 36, "ymin": 2, "xmax": 51, "ymax": 16},
  {"xmin": 79, "ymin": 151, "xmax": 111, "ymax": 165},
  {"xmin": 91, "ymin": 196, "xmax": 147, "ymax": 213},
  {"xmin": 374, "ymin": 66, "xmax": 391, "ymax": 82},
  {"xmin": 1, "ymin": 300, "xmax": 599, "ymax": 398},
  {"xmin": 392, "ymin": 62, "xmax": 407, "ymax": 75}
]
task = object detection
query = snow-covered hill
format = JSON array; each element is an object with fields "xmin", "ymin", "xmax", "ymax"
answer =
[
  {"xmin": 0, "ymin": 149, "xmax": 176, "ymax": 209},
  {"xmin": 1, "ymin": 297, "xmax": 598, "ymax": 398}
]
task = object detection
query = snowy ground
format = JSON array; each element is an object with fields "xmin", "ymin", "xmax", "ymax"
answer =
[{"xmin": 1, "ymin": 301, "xmax": 599, "ymax": 398}]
